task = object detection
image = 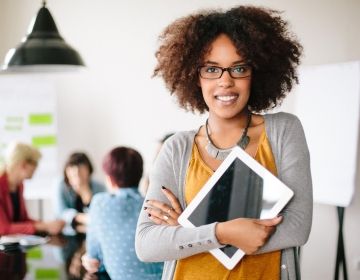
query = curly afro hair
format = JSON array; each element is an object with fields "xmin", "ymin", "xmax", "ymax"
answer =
[{"xmin": 153, "ymin": 6, "xmax": 303, "ymax": 113}]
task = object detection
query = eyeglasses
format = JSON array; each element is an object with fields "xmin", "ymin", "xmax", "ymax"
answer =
[{"xmin": 198, "ymin": 64, "xmax": 252, "ymax": 79}]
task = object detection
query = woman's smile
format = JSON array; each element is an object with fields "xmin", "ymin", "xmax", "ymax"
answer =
[{"xmin": 214, "ymin": 92, "xmax": 239, "ymax": 104}]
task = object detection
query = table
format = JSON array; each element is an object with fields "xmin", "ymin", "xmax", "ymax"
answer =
[{"xmin": 0, "ymin": 234, "xmax": 110, "ymax": 280}]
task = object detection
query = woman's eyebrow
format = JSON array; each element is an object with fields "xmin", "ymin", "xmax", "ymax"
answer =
[
  {"xmin": 231, "ymin": 60, "xmax": 247, "ymax": 65},
  {"xmin": 203, "ymin": 60, "xmax": 247, "ymax": 65}
]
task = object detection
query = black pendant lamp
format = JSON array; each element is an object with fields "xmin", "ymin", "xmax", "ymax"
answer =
[{"xmin": 2, "ymin": 1, "xmax": 85, "ymax": 72}]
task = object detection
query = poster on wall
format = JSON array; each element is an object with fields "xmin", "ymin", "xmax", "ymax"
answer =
[
  {"xmin": 0, "ymin": 76, "xmax": 57, "ymax": 199},
  {"xmin": 290, "ymin": 61, "xmax": 360, "ymax": 207}
]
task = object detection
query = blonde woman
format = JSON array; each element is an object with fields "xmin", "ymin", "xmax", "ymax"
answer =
[{"xmin": 0, "ymin": 142, "xmax": 64, "ymax": 235}]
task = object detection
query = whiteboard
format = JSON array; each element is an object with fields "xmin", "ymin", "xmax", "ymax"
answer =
[
  {"xmin": 0, "ymin": 76, "xmax": 58, "ymax": 199},
  {"xmin": 289, "ymin": 61, "xmax": 360, "ymax": 207}
]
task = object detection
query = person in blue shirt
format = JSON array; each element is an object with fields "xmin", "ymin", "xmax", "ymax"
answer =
[
  {"xmin": 83, "ymin": 146, "xmax": 163, "ymax": 280},
  {"xmin": 56, "ymin": 152, "xmax": 106, "ymax": 235}
]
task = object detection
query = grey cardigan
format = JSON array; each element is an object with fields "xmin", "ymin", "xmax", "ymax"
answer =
[{"xmin": 135, "ymin": 112, "xmax": 313, "ymax": 280}]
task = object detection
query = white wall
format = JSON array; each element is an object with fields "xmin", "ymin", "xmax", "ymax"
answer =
[{"xmin": 1, "ymin": 0, "xmax": 360, "ymax": 279}]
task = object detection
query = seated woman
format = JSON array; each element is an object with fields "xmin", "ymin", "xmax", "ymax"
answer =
[
  {"xmin": 82, "ymin": 147, "xmax": 163, "ymax": 280},
  {"xmin": 56, "ymin": 152, "xmax": 105, "ymax": 235},
  {"xmin": 0, "ymin": 142, "xmax": 64, "ymax": 235}
]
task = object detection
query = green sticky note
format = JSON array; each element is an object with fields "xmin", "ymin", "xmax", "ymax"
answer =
[
  {"xmin": 29, "ymin": 114, "xmax": 53, "ymax": 125},
  {"xmin": 32, "ymin": 136, "xmax": 57, "ymax": 147},
  {"xmin": 35, "ymin": 268, "xmax": 60, "ymax": 279},
  {"xmin": 27, "ymin": 247, "xmax": 43, "ymax": 259}
]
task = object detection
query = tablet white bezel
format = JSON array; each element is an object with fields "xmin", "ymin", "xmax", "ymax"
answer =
[{"xmin": 177, "ymin": 146, "xmax": 294, "ymax": 270}]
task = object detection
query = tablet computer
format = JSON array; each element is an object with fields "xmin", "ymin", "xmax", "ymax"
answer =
[{"xmin": 177, "ymin": 146, "xmax": 294, "ymax": 270}]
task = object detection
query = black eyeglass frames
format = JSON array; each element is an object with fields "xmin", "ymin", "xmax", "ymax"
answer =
[{"xmin": 198, "ymin": 64, "xmax": 252, "ymax": 79}]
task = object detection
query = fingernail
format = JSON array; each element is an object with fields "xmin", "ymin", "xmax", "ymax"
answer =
[
  {"xmin": 161, "ymin": 186, "xmax": 166, "ymax": 190},
  {"xmin": 143, "ymin": 207, "xmax": 147, "ymax": 210},
  {"xmin": 148, "ymin": 214, "xmax": 151, "ymax": 217}
]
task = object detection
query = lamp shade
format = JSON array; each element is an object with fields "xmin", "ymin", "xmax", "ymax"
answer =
[{"xmin": 2, "ymin": 3, "xmax": 85, "ymax": 71}]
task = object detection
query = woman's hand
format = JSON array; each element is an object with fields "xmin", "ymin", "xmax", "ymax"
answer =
[
  {"xmin": 34, "ymin": 219, "xmax": 65, "ymax": 235},
  {"xmin": 144, "ymin": 186, "xmax": 183, "ymax": 226},
  {"xmin": 81, "ymin": 254, "xmax": 100, "ymax": 273},
  {"xmin": 74, "ymin": 213, "xmax": 89, "ymax": 225},
  {"xmin": 216, "ymin": 216, "xmax": 283, "ymax": 255},
  {"xmin": 46, "ymin": 220, "xmax": 65, "ymax": 235}
]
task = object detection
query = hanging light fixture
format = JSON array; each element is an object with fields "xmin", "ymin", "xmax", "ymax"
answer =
[{"xmin": 2, "ymin": 0, "xmax": 85, "ymax": 72}]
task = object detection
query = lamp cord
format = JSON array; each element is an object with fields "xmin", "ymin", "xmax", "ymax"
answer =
[{"xmin": 42, "ymin": 0, "xmax": 46, "ymax": 7}]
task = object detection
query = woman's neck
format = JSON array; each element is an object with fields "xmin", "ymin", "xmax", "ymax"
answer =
[
  {"xmin": 207, "ymin": 110, "xmax": 250, "ymax": 136},
  {"xmin": 6, "ymin": 168, "xmax": 21, "ymax": 192}
]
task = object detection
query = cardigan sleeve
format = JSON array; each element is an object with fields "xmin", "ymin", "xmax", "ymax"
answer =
[
  {"xmin": 257, "ymin": 113, "xmax": 313, "ymax": 253},
  {"xmin": 135, "ymin": 133, "xmax": 223, "ymax": 262},
  {"xmin": 0, "ymin": 199, "xmax": 36, "ymax": 235},
  {"xmin": 0, "ymin": 220, "xmax": 36, "ymax": 235}
]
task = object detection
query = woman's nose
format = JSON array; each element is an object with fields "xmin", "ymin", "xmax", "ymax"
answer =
[{"xmin": 217, "ymin": 70, "xmax": 234, "ymax": 88}]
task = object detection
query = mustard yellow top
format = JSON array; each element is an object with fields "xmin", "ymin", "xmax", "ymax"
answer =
[{"xmin": 173, "ymin": 130, "xmax": 280, "ymax": 280}]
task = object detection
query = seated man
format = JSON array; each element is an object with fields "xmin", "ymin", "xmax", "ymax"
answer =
[
  {"xmin": 0, "ymin": 142, "xmax": 64, "ymax": 235},
  {"xmin": 82, "ymin": 146, "xmax": 163, "ymax": 280}
]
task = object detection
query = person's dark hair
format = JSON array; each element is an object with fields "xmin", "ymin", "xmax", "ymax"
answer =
[
  {"xmin": 102, "ymin": 147, "xmax": 143, "ymax": 188},
  {"xmin": 154, "ymin": 5, "xmax": 302, "ymax": 113},
  {"xmin": 63, "ymin": 152, "xmax": 94, "ymax": 186}
]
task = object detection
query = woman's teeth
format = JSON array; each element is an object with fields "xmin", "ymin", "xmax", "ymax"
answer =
[{"xmin": 216, "ymin": 95, "xmax": 237, "ymax": 101}]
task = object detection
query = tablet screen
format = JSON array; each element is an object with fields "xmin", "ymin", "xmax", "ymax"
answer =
[{"xmin": 187, "ymin": 157, "xmax": 276, "ymax": 258}]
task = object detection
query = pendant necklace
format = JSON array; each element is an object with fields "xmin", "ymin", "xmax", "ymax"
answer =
[{"xmin": 205, "ymin": 112, "xmax": 252, "ymax": 160}]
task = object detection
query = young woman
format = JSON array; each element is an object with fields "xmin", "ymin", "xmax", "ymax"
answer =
[
  {"xmin": 0, "ymin": 142, "xmax": 64, "ymax": 235},
  {"xmin": 56, "ymin": 152, "xmax": 105, "ymax": 235},
  {"xmin": 135, "ymin": 5, "xmax": 312, "ymax": 280}
]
